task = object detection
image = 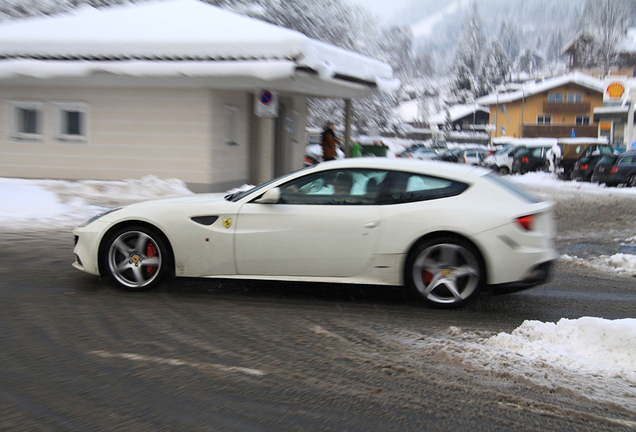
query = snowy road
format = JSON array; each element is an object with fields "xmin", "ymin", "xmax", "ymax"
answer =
[
  {"xmin": 0, "ymin": 229, "xmax": 635, "ymax": 431},
  {"xmin": 1, "ymin": 173, "xmax": 635, "ymax": 430}
]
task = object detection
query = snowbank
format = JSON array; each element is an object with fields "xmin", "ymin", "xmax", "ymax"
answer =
[
  {"xmin": 404, "ymin": 318, "xmax": 636, "ymax": 415},
  {"xmin": 0, "ymin": 175, "xmax": 192, "ymax": 230}
]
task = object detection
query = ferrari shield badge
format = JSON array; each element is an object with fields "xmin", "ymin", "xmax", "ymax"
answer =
[{"xmin": 223, "ymin": 218, "xmax": 232, "ymax": 229}]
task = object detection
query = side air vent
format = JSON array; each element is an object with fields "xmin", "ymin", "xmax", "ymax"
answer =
[{"xmin": 190, "ymin": 216, "xmax": 219, "ymax": 226}]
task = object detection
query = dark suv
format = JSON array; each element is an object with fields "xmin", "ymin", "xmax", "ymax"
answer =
[
  {"xmin": 571, "ymin": 145, "xmax": 616, "ymax": 182},
  {"xmin": 512, "ymin": 145, "xmax": 552, "ymax": 174},
  {"xmin": 592, "ymin": 152, "xmax": 636, "ymax": 187}
]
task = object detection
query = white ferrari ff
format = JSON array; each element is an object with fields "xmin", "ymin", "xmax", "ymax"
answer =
[{"xmin": 73, "ymin": 158, "xmax": 557, "ymax": 308}]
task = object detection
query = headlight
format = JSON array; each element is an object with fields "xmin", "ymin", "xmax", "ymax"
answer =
[{"xmin": 78, "ymin": 207, "xmax": 124, "ymax": 228}]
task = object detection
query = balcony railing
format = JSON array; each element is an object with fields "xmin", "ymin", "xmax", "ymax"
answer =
[
  {"xmin": 523, "ymin": 124, "xmax": 597, "ymax": 138},
  {"xmin": 543, "ymin": 102, "xmax": 591, "ymax": 113}
]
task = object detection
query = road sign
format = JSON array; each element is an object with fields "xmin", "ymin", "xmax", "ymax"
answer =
[{"xmin": 254, "ymin": 89, "xmax": 278, "ymax": 118}]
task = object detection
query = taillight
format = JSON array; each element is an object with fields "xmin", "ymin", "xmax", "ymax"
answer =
[
  {"xmin": 522, "ymin": 156, "xmax": 529, "ymax": 164},
  {"xmin": 516, "ymin": 215, "xmax": 535, "ymax": 231},
  {"xmin": 579, "ymin": 164, "xmax": 589, "ymax": 171},
  {"xmin": 610, "ymin": 167, "xmax": 619, "ymax": 175}
]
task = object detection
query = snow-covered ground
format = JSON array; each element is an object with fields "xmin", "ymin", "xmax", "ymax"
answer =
[{"xmin": 1, "ymin": 172, "xmax": 635, "ymax": 415}]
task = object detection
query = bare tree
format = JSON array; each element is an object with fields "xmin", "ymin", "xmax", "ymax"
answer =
[{"xmin": 579, "ymin": 0, "xmax": 631, "ymax": 76}]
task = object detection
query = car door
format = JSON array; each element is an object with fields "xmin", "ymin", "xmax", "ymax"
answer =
[{"xmin": 234, "ymin": 169, "xmax": 386, "ymax": 278}]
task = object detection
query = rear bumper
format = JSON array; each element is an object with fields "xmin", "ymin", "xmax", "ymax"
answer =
[{"xmin": 488, "ymin": 260, "xmax": 554, "ymax": 294}]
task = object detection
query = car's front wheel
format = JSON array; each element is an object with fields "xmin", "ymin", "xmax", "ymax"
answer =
[
  {"xmin": 497, "ymin": 166, "xmax": 509, "ymax": 175},
  {"xmin": 101, "ymin": 226, "xmax": 171, "ymax": 291},
  {"xmin": 405, "ymin": 237, "xmax": 485, "ymax": 308},
  {"xmin": 628, "ymin": 175, "xmax": 636, "ymax": 188}
]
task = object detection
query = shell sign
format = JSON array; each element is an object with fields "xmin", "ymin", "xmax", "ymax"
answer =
[{"xmin": 606, "ymin": 82, "xmax": 625, "ymax": 99}]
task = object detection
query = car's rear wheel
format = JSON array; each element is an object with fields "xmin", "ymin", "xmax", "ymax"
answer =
[
  {"xmin": 101, "ymin": 226, "xmax": 170, "ymax": 291},
  {"xmin": 628, "ymin": 175, "xmax": 636, "ymax": 188},
  {"xmin": 405, "ymin": 237, "xmax": 485, "ymax": 308},
  {"xmin": 497, "ymin": 166, "xmax": 509, "ymax": 175}
]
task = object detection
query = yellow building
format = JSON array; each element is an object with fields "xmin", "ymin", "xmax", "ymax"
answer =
[{"xmin": 476, "ymin": 73, "xmax": 604, "ymax": 139}]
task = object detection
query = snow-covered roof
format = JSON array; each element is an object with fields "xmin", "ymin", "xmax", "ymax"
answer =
[
  {"xmin": 428, "ymin": 104, "xmax": 489, "ymax": 125},
  {"xmin": 476, "ymin": 73, "xmax": 604, "ymax": 105},
  {"xmin": 0, "ymin": 0, "xmax": 398, "ymax": 96},
  {"xmin": 395, "ymin": 100, "xmax": 420, "ymax": 123}
]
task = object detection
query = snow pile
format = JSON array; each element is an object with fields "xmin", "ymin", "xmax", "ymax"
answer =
[
  {"xmin": 0, "ymin": 176, "xmax": 192, "ymax": 230},
  {"xmin": 561, "ymin": 254, "xmax": 636, "ymax": 277},
  {"xmin": 405, "ymin": 318, "xmax": 636, "ymax": 415},
  {"xmin": 509, "ymin": 171, "xmax": 636, "ymax": 198}
]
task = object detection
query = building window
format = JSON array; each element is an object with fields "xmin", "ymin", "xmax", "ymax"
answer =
[
  {"xmin": 537, "ymin": 114, "xmax": 552, "ymax": 125},
  {"xmin": 501, "ymin": 104, "xmax": 507, "ymax": 113},
  {"xmin": 11, "ymin": 101, "xmax": 44, "ymax": 140},
  {"xmin": 548, "ymin": 92, "xmax": 564, "ymax": 103},
  {"xmin": 53, "ymin": 102, "xmax": 89, "ymax": 142},
  {"xmin": 225, "ymin": 105, "xmax": 238, "ymax": 146},
  {"xmin": 576, "ymin": 115, "xmax": 591, "ymax": 125},
  {"xmin": 567, "ymin": 92, "xmax": 584, "ymax": 103}
]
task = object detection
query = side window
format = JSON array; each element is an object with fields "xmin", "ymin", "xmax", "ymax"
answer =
[
  {"xmin": 619, "ymin": 156, "xmax": 634, "ymax": 165},
  {"xmin": 548, "ymin": 92, "xmax": 564, "ymax": 103},
  {"xmin": 567, "ymin": 92, "xmax": 584, "ymax": 103},
  {"xmin": 11, "ymin": 101, "xmax": 45, "ymax": 140},
  {"xmin": 532, "ymin": 148, "xmax": 543, "ymax": 157},
  {"xmin": 278, "ymin": 169, "xmax": 388, "ymax": 205},
  {"xmin": 385, "ymin": 172, "xmax": 468, "ymax": 204},
  {"xmin": 53, "ymin": 102, "xmax": 89, "ymax": 142}
]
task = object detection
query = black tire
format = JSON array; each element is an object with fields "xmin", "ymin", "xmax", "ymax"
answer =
[
  {"xmin": 497, "ymin": 166, "xmax": 509, "ymax": 175},
  {"xmin": 100, "ymin": 225, "xmax": 171, "ymax": 291},
  {"xmin": 405, "ymin": 236, "xmax": 486, "ymax": 308},
  {"xmin": 628, "ymin": 175, "xmax": 636, "ymax": 188}
]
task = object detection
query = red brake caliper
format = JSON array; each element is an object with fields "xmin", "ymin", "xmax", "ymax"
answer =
[
  {"xmin": 423, "ymin": 271, "xmax": 433, "ymax": 284},
  {"xmin": 146, "ymin": 242, "xmax": 157, "ymax": 276}
]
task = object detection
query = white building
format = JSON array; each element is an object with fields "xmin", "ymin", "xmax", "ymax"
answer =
[{"xmin": 0, "ymin": 0, "xmax": 396, "ymax": 191}]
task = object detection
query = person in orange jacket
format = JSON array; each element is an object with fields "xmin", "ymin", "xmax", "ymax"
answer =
[{"xmin": 321, "ymin": 122, "xmax": 340, "ymax": 161}]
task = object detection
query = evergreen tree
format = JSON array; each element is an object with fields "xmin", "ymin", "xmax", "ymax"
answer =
[
  {"xmin": 480, "ymin": 39, "xmax": 509, "ymax": 95},
  {"xmin": 451, "ymin": 1, "xmax": 486, "ymax": 102}
]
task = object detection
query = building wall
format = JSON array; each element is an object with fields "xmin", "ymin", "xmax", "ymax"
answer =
[
  {"xmin": 490, "ymin": 83, "xmax": 603, "ymax": 138},
  {"xmin": 0, "ymin": 86, "xmax": 214, "ymax": 185},
  {"xmin": 208, "ymin": 89, "xmax": 250, "ymax": 192}
]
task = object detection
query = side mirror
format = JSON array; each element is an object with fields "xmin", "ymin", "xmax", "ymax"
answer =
[{"xmin": 255, "ymin": 187, "xmax": 280, "ymax": 204}]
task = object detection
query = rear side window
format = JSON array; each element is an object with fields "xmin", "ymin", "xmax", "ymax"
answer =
[
  {"xmin": 619, "ymin": 156, "xmax": 635, "ymax": 165},
  {"xmin": 384, "ymin": 172, "xmax": 468, "ymax": 204},
  {"xmin": 485, "ymin": 172, "xmax": 541, "ymax": 203}
]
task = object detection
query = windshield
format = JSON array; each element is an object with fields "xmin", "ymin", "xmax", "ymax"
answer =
[
  {"xmin": 225, "ymin": 167, "xmax": 309, "ymax": 202},
  {"xmin": 597, "ymin": 155, "xmax": 617, "ymax": 165},
  {"xmin": 494, "ymin": 144, "xmax": 513, "ymax": 156}
]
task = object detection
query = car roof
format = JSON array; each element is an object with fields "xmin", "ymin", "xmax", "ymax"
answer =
[{"xmin": 312, "ymin": 157, "xmax": 489, "ymax": 180}]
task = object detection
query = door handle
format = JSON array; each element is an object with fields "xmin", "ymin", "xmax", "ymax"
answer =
[{"xmin": 363, "ymin": 221, "xmax": 379, "ymax": 229}]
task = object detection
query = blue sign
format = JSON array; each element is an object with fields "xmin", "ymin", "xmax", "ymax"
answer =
[
  {"xmin": 570, "ymin": 128, "xmax": 577, "ymax": 137},
  {"xmin": 259, "ymin": 90, "xmax": 274, "ymax": 106}
]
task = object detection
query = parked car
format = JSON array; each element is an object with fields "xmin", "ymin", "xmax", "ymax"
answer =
[
  {"xmin": 570, "ymin": 145, "xmax": 616, "ymax": 182},
  {"xmin": 483, "ymin": 139, "xmax": 557, "ymax": 175},
  {"xmin": 549, "ymin": 138, "xmax": 612, "ymax": 180},
  {"xmin": 73, "ymin": 158, "xmax": 557, "ymax": 308},
  {"xmin": 591, "ymin": 151, "xmax": 636, "ymax": 187},
  {"xmin": 397, "ymin": 146, "xmax": 439, "ymax": 160},
  {"xmin": 459, "ymin": 148, "xmax": 489, "ymax": 166},
  {"xmin": 511, "ymin": 145, "xmax": 553, "ymax": 174},
  {"xmin": 433, "ymin": 148, "xmax": 463, "ymax": 163}
]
